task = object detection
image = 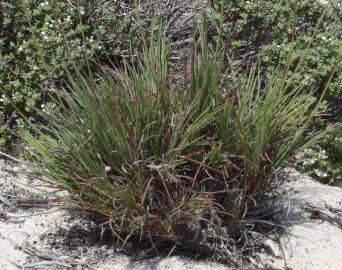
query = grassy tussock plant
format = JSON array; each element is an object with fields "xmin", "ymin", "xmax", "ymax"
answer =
[{"xmin": 20, "ymin": 31, "xmax": 325, "ymax": 257}]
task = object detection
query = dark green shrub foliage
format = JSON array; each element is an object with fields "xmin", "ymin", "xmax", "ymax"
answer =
[
  {"xmin": 208, "ymin": 0, "xmax": 341, "ymax": 101},
  {"xmin": 207, "ymin": 0, "xmax": 342, "ymax": 184},
  {"xmin": 0, "ymin": 0, "xmax": 102, "ymax": 149},
  {"xmin": 1, "ymin": 0, "xmax": 200, "ymax": 150},
  {"xmin": 21, "ymin": 32, "xmax": 325, "ymax": 253},
  {"xmin": 299, "ymin": 125, "xmax": 342, "ymax": 184}
]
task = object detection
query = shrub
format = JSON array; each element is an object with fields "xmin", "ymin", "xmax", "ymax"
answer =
[
  {"xmin": 298, "ymin": 125, "xmax": 342, "ymax": 184},
  {"xmin": 0, "ymin": 0, "xmax": 102, "ymax": 150},
  {"xmin": 20, "ymin": 30, "xmax": 325, "ymax": 257},
  {"xmin": 0, "ymin": 0, "xmax": 199, "ymax": 150},
  {"xmin": 206, "ymin": 0, "xmax": 342, "ymax": 184},
  {"xmin": 207, "ymin": 0, "xmax": 342, "ymax": 100}
]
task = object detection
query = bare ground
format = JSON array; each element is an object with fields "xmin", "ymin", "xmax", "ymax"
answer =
[{"xmin": 0, "ymin": 159, "xmax": 341, "ymax": 270}]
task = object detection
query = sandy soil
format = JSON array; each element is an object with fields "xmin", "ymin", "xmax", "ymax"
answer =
[
  {"xmin": 0, "ymin": 159, "xmax": 235, "ymax": 270},
  {"xmin": 0, "ymin": 159, "xmax": 341, "ymax": 270},
  {"xmin": 257, "ymin": 169, "xmax": 342, "ymax": 270}
]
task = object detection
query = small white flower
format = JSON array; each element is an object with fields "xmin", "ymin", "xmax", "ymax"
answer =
[
  {"xmin": 104, "ymin": 166, "xmax": 111, "ymax": 172},
  {"xmin": 314, "ymin": 170, "xmax": 324, "ymax": 177},
  {"xmin": 41, "ymin": 104, "xmax": 45, "ymax": 108},
  {"xmin": 322, "ymin": 173, "xmax": 328, "ymax": 177}
]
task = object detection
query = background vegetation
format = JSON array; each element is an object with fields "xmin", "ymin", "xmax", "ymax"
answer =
[{"xmin": 206, "ymin": 0, "xmax": 342, "ymax": 183}]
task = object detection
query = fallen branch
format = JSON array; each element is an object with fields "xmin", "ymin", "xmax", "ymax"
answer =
[
  {"xmin": 0, "ymin": 151, "xmax": 36, "ymax": 166},
  {"xmin": 23, "ymin": 260, "xmax": 73, "ymax": 269},
  {"xmin": 304, "ymin": 202, "xmax": 342, "ymax": 229},
  {"xmin": 21, "ymin": 244, "xmax": 74, "ymax": 269},
  {"xmin": 0, "ymin": 194, "xmax": 11, "ymax": 207},
  {"xmin": 14, "ymin": 198, "xmax": 59, "ymax": 208},
  {"xmin": 22, "ymin": 244, "xmax": 65, "ymax": 262}
]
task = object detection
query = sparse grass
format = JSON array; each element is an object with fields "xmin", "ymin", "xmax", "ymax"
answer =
[{"xmin": 19, "ymin": 29, "xmax": 326, "ymax": 259}]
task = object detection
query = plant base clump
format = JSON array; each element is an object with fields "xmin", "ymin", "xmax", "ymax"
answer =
[{"xmin": 20, "ymin": 32, "xmax": 325, "ymax": 262}]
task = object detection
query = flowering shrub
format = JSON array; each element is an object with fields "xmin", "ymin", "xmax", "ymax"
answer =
[
  {"xmin": 0, "ymin": 0, "xmax": 139, "ymax": 150},
  {"xmin": 299, "ymin": 127, "xmax": 342, "ymax": 184},
  {"xmin": 207, "ymin": 0, "xmax": 342, "ymax": 184},
  {"xmin": 207, "ymin": 0, "xmax": 342, "ymax": 103},
  {"xmin": 0, "ymin": 0, "xmax": 99, "ymax": 149},
  {"xmin": 0, "ymin": 0, "xmax": 199, "ymax": 150}
]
